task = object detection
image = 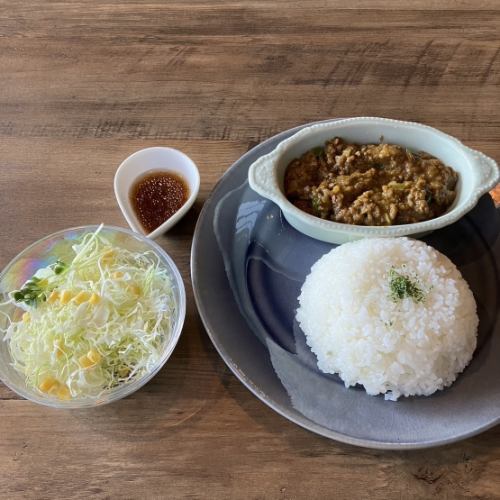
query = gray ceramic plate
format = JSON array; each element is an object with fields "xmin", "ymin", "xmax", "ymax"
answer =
[{"xmin": 191, "ymin": 121, "xmax": 500, "ymax": 449}]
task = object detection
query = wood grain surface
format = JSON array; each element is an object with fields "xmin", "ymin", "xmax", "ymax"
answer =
[{"xmin": 0, "ymin": 1, "xmax": 499, "ymax": 498}]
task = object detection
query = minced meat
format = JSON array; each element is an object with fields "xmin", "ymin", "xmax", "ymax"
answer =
[{"xmin": 284, "ymin": 137, "xmax": 458, "ymax": 226}]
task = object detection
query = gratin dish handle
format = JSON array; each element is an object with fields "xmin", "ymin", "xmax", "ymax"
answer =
[
  {"xmin": 248, "ymin": 150, "xmax": 282, "ymax": 202},
  {"xmin": 466, "ymin": 148, "xmax": 500, "ymax": 197}
]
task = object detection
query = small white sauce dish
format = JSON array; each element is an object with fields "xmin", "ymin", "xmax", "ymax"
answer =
[
  {"xmin": 114, "ymin": 147, "xmax": 200, "ymax": 239},
  {"xmin": 248, "ymin": 117, "xmax": 500, "ymax": 244}
]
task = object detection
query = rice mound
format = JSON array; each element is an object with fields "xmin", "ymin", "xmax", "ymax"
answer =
[{"xmin": 296, "ymin": 237, "xmax": 478, "ymax": 401}]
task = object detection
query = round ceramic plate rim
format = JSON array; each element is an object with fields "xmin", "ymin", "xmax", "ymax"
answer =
[{"xmin": 191, "ymin": 119, "xmax": 500, "ymax": 449}]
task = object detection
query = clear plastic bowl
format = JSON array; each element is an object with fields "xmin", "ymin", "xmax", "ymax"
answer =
[{"xmin": 0, "ymin": 225, "xmax": 186, "ymax": 408}]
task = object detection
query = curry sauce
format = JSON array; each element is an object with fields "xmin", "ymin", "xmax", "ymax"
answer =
[{"xmin": 284, "ymin": 137, "xmax": 458, "ymax": 226}]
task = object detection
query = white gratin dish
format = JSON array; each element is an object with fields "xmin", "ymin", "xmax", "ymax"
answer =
[{"xmin": 248, "ymin": 117, "xmax": 499, "ymax": 244}]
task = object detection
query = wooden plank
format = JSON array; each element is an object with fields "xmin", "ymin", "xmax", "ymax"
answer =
[{"xmin": 0, "ymin": 9, "xmax": 499, "ymax": 147}]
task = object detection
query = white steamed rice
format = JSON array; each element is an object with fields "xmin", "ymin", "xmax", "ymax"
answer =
[{"xmin": 296, "ymin": 237, "xmax": 478, "ymax": 401}]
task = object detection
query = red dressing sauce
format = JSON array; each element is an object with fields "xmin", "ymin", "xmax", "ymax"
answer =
[{"xmin": 130, "ymin": 171, "xmax": 189, "ymax": 233}]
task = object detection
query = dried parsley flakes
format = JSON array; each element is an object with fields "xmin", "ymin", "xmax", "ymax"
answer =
[{"xmin": 388, "ymin": 267, "xmax": 425, "ymax": 303}]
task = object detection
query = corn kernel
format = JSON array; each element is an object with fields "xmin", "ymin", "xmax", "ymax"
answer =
[
  {"xmin": 55, "ymin": 341, "xmax": 65, "ymax": 359},
  {"xmin": 101, "ymin": 248, "xmax": 115, "ymax": 265},
  {"xmin": 112, "ymin": 271, "xmax": 124, "ymax": 279},
  {"xmin": 73, "ymin": 290, "xmax": 90, "ymax": 305},
  {"xmin": 87, "ymin": 349, "xmax": 102, "ymax": 364},
  {"xmin": 47, "ymin": 290, "xmax": 59, "ymax": 304},
  {"xmin": 78, "ymin": 355, "xmax": 95, "ymax": 369},
  {"xmin": 39, "ymin": 376, "xmax": 58, "ymax": 393},
  {"xmin": 128, "ymin": 284, "xmax": 141, "ymax": 296},
  {"xmin": 56, "ymin": 384, "xmax": 71, "ymax": 400},
  {"xmin": 22, "ymin": 312, "xmax": 30, "ymax": 323},
  {"xmin": 88, "ymin": 292, "xmax": 100, "ymax": 305},
  {"xmin": 60, "ymin": 290, "xmax": 73, "ymax": 304}
]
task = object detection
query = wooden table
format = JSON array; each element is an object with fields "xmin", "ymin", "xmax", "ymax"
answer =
[{"xmin": 0, "ymin": 1, "xmax": 499, "ymax": 498}]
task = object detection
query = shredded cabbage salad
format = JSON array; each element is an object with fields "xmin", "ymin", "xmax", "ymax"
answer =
[{"xmin": 0, "ymin": 225, "xmax": 175, "ymax": 400}]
